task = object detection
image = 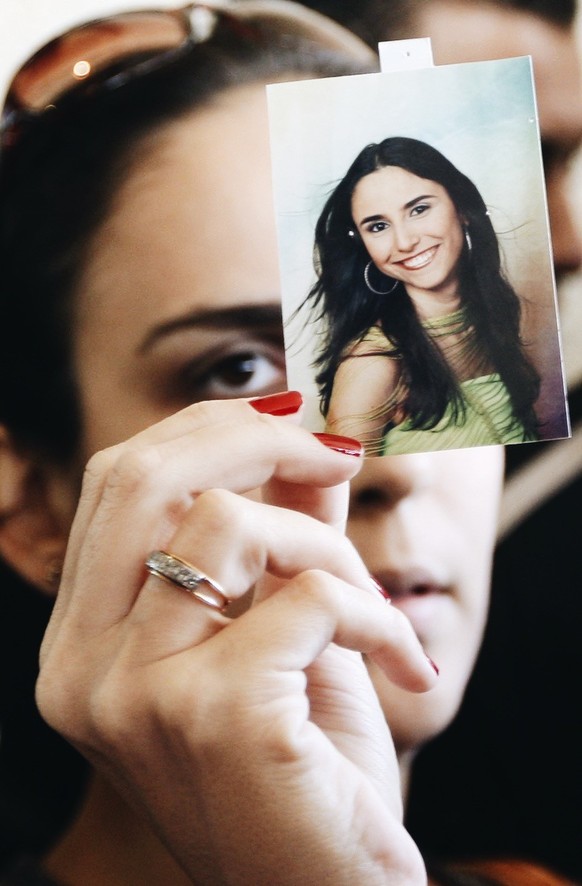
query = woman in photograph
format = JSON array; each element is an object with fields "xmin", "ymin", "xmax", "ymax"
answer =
[{"xmin": 304, "ymin": 136, "xmax": 541, "ymax": 455}]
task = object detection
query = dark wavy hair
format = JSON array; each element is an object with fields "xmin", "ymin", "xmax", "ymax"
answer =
[{"xmin": 304, "ymin": 136, "xmax": 540, "ymax": 436}]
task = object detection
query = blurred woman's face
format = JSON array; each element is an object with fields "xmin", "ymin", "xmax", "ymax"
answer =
[
  {"xmin": 70, "ymin": 84, "xmax": 502, "ymax": 753},
  {"xmin": 72, "ymin": 85, "xmax": 286, "ymax": 455},
  {"xmin": 351, "ymin": 165, "xmax": 465, "ymax": 312},
  {"xmin": 348, "ymin": 446, "xmax": 502, "ymax": 752}
]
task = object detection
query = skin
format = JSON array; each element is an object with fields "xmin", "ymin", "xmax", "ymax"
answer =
[
  {"xmin": 348, "ymin": 447, "xmax": 501, "ymax": 760},
  {"xmin": 325, "ymin": 332, "xmax": 405, "ymax": 450},
  {"xmin": 72, "ymin": 95, "xmax": 286, "ymax": 454},
  {"xmin": 0, "ymin": 84, "xmax": 503, "ymax": 883},
  {"xmin": 352, "ymin": 166, "xmax": 465, "ymax": 317},
  {"xmin": 411, "ymin": 0, "xmax": 582, "ymax": 282}
]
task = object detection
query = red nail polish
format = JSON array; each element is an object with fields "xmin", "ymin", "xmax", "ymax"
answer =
[
  {"xmin": 426, "ymin": 655, "xmax": 440, "ymax": 676},
  {"xmin": 370, "ymin": 576, "xmax": 391, "ymax": 601},
  {"xmin": 249, "ymin": 391, "xmax": 303, "ymax": 416},
  {"xmin": 314, "ymin": 432, "xmax": 363, "ymax": 457}
]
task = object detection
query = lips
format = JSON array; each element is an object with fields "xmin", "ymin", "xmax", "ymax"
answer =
[
  {"xmin": 373, "ymin": 567, "xmax": 451, "ymax": 642},
  {"xmin": 398, "ymin": 245, "xmax": 437, "ymax": 270}
]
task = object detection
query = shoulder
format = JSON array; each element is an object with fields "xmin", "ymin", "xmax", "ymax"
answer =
[
  {"xmin": 342, "ymin": 325, "xmax": 399, "ymax": 360},
  {"xmin": 335, "ymin": 331, "xmax": 401, "ymax": 391}
]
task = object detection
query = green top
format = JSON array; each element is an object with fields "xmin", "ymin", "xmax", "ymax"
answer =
[
  {"xmin": 333, "ymin": 306, "xmax": 535, "ymax": 456},
  {"xmin": 381, "ymin": 371, "xmax": 529, "ymax": 455}
]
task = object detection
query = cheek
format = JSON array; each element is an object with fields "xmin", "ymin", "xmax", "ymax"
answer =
[
  {"xmin": 361, "ymin": 234, "xmax": 390, "ymax": 263},
  {"xmin": 441, "ymin": 448, "xmax": 503, "ymax": 529},
  {"xmin": 75, "ymin": 351, "xmax": 173, "ymax": 459},
  {"xmin": 439, "ymin": 451, "xmax": 503, "ymax": 610}
]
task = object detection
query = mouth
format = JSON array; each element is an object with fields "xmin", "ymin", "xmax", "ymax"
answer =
[
  {"xmin": 374, "ymin": 565, "xmax": 447, "ymax": 600},
  {"xmin": 373, "ymin": 568, "xmax": 450, "ymax": 641},
  {"xmin": 397, "ymin": 246, "xmax": 437, "ymax": 271}
]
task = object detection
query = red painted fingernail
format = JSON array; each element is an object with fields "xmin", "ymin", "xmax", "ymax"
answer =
[
  {"xmin": 313, "ymin": 432, "xmax": 363, "ymax": 457},
  {"xmin": 370, "ymin": 576, "xmax": 391, "ymax": 601},
  {"xmin": 249, "ymin": 391, "xmax": 303, "ymax": 416},
  {"xmin": 426, "ymin": 655, "xmax": 440, "ymax": 676}
]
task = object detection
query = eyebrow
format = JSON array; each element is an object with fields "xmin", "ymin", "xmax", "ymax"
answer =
[
  {"xmin": 139, "ymin": 303, "xmax": 283, "ymax": 353},
  {"xmin": 359, "ymin": 194, "xmax": 436, "ymax": 227}
]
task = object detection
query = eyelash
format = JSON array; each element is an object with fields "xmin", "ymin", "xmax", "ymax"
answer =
[
  {"xmin": 364, "ymin": 204, "xmax": 432, "ymax": 234},
  {"xmin": 366, "ymin": 221, "xmax": 389, "ymax": 234},
  {"xmin": 172, "ymin": 338, "xmax": 286, "ymax": 403},
  {"xmin": 411, "ymin": 203, "xmax": 430, "ymax": 217}
]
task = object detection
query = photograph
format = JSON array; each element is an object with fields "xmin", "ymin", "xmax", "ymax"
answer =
[{"xmin": 268, "ymin": 56, "xmax": 569, "ymax": 455}]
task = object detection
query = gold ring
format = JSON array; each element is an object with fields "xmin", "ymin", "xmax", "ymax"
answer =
[{"xmin": 145, "ymin": 550, "xmax": 230, "ymax": 613}]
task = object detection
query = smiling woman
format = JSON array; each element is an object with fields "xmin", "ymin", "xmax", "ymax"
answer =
[
  {"xmin": 304, "ymin": 136, "xmax": 542, "ymax": 455},
  {"xmin": 352, "ymin": 166, "xmax": 465, "ymax": 304}
]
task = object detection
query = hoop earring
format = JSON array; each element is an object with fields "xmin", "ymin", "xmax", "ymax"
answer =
[
  {"xmin": 464, "ymin": 228, "xmax": 472, "ymax": 252},
  {"xmin": 364, "ymin": 261, "xmax": 398, "ymax": 295}
]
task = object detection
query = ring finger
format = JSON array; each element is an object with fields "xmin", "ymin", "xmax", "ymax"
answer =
[{"xmin": 127, "ymin": 487, "xmax": 376, "ymax": 657}]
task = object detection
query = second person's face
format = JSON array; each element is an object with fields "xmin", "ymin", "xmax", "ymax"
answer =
[{"xmin": 352, "ymin": 165, "xmax": 465, "ymax": 312}]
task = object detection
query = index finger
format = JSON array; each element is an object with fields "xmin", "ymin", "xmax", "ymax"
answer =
[{"xmin": 55, "ymin": 400, "xmax": 363, "ymax": 616}]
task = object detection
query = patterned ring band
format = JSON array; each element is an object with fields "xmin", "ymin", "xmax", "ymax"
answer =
[{"xmin": 145, "ymin": 550, "xmax": 231, "ymax": 613}]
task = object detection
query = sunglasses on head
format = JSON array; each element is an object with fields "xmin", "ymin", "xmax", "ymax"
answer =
[{"xmin": 0, "ymin": 0, "xmax": 372, "ymax": 150}]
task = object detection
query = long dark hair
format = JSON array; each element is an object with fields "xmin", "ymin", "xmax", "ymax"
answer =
[
  {"xmin": 305, "ymin": 136, "xmax": 540, "ymax": 436},
  {"xmin": 0, "ymin": 12, "xmax": 371, "ymax": 466}
]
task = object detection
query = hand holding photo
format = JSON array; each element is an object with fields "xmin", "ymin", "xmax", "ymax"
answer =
[{"xmin": 268, "ymin": 54, "xmax": 569, "ymax": 455}]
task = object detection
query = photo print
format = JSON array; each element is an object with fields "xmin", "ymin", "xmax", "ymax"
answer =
[{"xmin": 267, "ymin": 54, "xmax": 569, "ymax": 456}]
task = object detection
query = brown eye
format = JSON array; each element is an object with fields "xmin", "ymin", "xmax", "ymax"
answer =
[
  {"xmin": 210, "ymin": 352, "xmax": 263, "ymax": 387},
  {"xmin": 176, "ymin": 342, "xmax": 286, "ymax": 402}
]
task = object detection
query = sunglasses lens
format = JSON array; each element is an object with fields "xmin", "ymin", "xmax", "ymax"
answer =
[
  {"xmin": 9, "ymin": 13, "xmax": 189, "ymax": 113},
  {"xmin": 1, "ymin": 1, "xmax": 372, "ymax": 149}
]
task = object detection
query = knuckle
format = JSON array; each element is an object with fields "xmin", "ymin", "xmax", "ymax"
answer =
[
  {"xmin": 109, "ymin": 447, "xmax": 163, "ymax": 492},
  {"xmin": 87, "ymin": 673, "xmax": 143, "ymax": 748},
  {"xmin": 192, "ymin": 488, "xmax": 247, "ymax": 535},
  {"xmin": 82, "ymin": 447, "xmax": 117, "ymax": 490},
  {"xmin": 35, "ymin": 664, "xmax": 71, "ymax": 737},
  {"xmin": 92, "ymin": 447, "xmax": 164, "ymax": 508},
  {"xmin": 36, "ymin": 654, "xmax": 96, "ymax": 748},
  {"xmin": 84, "ymin": 444, "xmax": 165, "ymax": 502},
  {"xmin": 37, "ymin": 642, "xmax": 143, "ymax": 755},
  {"xmin": 180, "ymin": 399, "xmax": 226, "ymax": 430},
  {"xmin": 289, "ymin": 568, "xmax": 340, "ymax": 612}
]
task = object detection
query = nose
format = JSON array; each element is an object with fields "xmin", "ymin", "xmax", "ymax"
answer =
[
  {"xmin": 546, "ymin": 165, "xmax": 582, "ymax": 279},
  {"xmin": 347, "ymin": 452, "xmax": 436, "ymax": 582},
  {"xmin": 349, "ymin": 452, "xmax": 433, "ymax": 513},
  {"xmin": 392, "ymin": 221, "xmax": 419, "ymax": 254}
]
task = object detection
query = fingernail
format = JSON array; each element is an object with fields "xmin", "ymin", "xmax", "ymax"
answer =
[
  {"xmin": 313, "ymin": 432, "xmax": 363, "ymax": 457},
  {"xmin": 370, "ymin": 576, "xmax": 391, "ymax": 601},
  {"xmin": 249, "ymin": 391, "xmax": 303, "ymax": 416},
  {"xmin": 426, "ymin": 655, "xmax": 440, "ymax": 676}
]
